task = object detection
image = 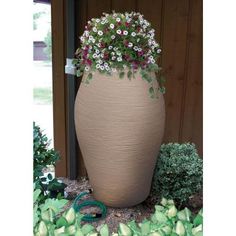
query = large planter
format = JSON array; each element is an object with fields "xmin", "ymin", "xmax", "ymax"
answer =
[{"xmin": 74, "ymin": 70, "xmax": 165, "ymax": 207}]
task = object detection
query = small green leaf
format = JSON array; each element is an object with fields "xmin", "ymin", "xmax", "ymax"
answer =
[
  {"xmin": 193, "ymin": 214, "xmax": 203, "ymax": 226},
  {"xmin": 118, "ymin": 223, "xmax": 132, "ymax": 236},
  {"xmin": 81, "ymin": 224, "xmax": 95, "ymax": 235},
  {"xmin": 149, "ymin": 87, "xmax": 155, "ymax": 98},
  {"xmin": 99, "ymin": 224, "xmax": 109, "ymax": 236},
  {"xmin": 141, "ymin": 220, "xmax": 151, "ymax": 235},
  {"xmin": 72, "ymin": 58, "xmax": 79, "ymax": 65},
  {"xmin": 87, "ymin": 73, "xmax": 93, "ymax": 80},
  {"xmin": 33, "ymin": 189, "xmax": 41, "ymax": 203},
  {"xmin": 127, "ymin": 70, "xmax": 132, "ymax": 80},
  {"xmin": 76, "ymin": 70, "xmax": 82, "ymax": 77},
  {"xmin": 154, "ymin": 211, "xmax": 168, "ymax": 223},
  {"xmin": 56, "ymin": 217, "xmax": 69, "ymax": 228},
  {"xmin": 158, "ymin": 86, "xmax": 166, "ymax": 94},
  {"xmin": 119, "ymin": 71, "xmax": 125, "ymax": 79}
]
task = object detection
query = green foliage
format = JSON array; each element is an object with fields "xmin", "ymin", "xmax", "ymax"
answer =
[
  {"xmin": 33, "ymin": 122, "xmax": 66, "ymax": 201},
  {"xmin": 33, "ymin": 122, "xmax": 59, "ymax": 182},
  {"xmin": 152, "ymin": 143, "xmax": 203, "ymax": 205},
  {"xmin": 44, "ymin": 31, "xmax": 52, "ymax": 61},
  {"xmin": 34, "ymin": 197, "xmax": 203, "ymax": 236},
  {"xmin": 34, "ymin": 188, "xmax": 69, "ymax": 230}
]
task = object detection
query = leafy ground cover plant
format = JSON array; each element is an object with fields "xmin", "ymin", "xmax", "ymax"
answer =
[
  {"xmin": 73, "ymin": 11, "xmax": 165, "ymax": 98},
  {"xmin": 33, "ymin": 122, "xmax": 67, "ymax": 201},
  {"xmin": 34, "ymin": 195, "xmax": 203, "ymax": 236},
  {"xmin": 152, "ymin": 143, "xmax": 203, "ymax": 205}
]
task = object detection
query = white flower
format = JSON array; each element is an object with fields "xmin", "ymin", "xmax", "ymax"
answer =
[
  {"xmin": 98, "ymin": 30, "xmax": 103, "ymax": 36},
  {"xmin": 138, "ymin": 48, "xmax": 142, "ymax": 52},
  {"xmin": 110, "ymin": 23, "xmax": 114, "ymax": 29},
  {"xmin": 95, "ymin": 19, "xmax": 100, "ymax": 23},
  {"xmin": 92, "ymin": 39, "xmax": 95, "ymax": 43},
  {"xmin": 116, "ymin": 51, "xmax": 121, "ymax": 56},
  {"xmin": 98, "ymin": 60, "xmax": 103, "ymax": 64},
  {"xmin": 92, "ymin": 27, "xmax": 97, "ymax": 32},
  {"xmin": 84, "ymin": 31, "xmax": 89, "ymax": 37},
  {"xmin": 113, "ymin": 47, "xmax": 118, "ymax": 51},
  {"xmin": 108, "ymin": 46, "xmax": 113, "ymax": 50},
  {"xmin": 123, "ymin": 30, "xmax": 128, "ymax": 35},
  {"xmin": 98, "ymin": 43, "xmax": 101, "ymax": 47},
  {"xmin": 100, "ymin": 65, "xmax": 104, "ymax": 70},
  {"xmin": 112, "ymin": 56, "xmax": 116, "ymax": 60},
  {"xmin": 104, "ymin": 62, "xmax": 108, "ymax": 67},
  {"xmin": 117, "ymin": 57, "xmax": 122, "ymax": 62},
  {"xmin": 95, "ymin": 49, "xmax": 100, "ymax": 54},
  {"xmin": 101, "ymin": 20, "xmax": 105, "ymax": 25},
  {"xmin": 116, "ymin": 17, "xmax": 121, "ymax": 22},
  {"xmin": 93, "ymin": 54, "xmax": 98, "ymax": 58},
  {"xmin": 111, "ymin": 35, "xmax": 115, "ymax": 39},
  {"xmin": 131, "ymin": 32, "xmax": 136, "ymax": 37},
  {"xmin": 157, "ymin": 49, "xmax": 162, "ymax": 53},
  {"xmin": 128, "ymin": 42, "xmax": 133, "ymax": 48},
  {"xmin": 134, "ymin": 46, "xmax": 138, "ymax": 51},
  {"xmin": 80, "ymin": 36, "xmax": 85, "ymax": 42},
  {"xmin": 89, "ymin": 36, "xmax": 94, "ymax": 41},
  {"xmin": 85, "ymin": 66, "xmax": 90, "ymax": 71},
  {"xmin": 96, "ymin": 64, "xmax": 100, "ymax": 69},
  {"xmin": 116, "ymin": 29, "xmax": 122, "ymax": 35},
  {"xmin": 151, "ymin": 58, "xmax": 155, "ymax": 63}
]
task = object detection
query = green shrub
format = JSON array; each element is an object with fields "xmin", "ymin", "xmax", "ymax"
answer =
[
  {"xmin": 33, "ymin": 122, "xmax": 66, "ymax": 200},
  {"xmin": 152, "ymin": 143, "xmax": 203, "ymax": 205},
  {"xmin": 34, "ymin": 194, "xmax": 203, "ymax": 236}
]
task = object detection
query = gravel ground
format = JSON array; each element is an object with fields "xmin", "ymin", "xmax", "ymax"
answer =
[{"xmin": 57, "ymin": 177, "xmax": 202, "ymax": 233}]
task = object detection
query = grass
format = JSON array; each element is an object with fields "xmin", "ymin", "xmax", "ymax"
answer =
[{"xmin": 34, "ymin": 87, "xmax": 52, "ymax": 105}]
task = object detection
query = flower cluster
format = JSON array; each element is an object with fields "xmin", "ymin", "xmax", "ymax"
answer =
[{"xmin": 73, "ymin": 12, "xmax": 165, "ymax": 98}]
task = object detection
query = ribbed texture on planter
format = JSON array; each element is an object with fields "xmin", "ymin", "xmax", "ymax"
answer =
[{"xmin": 74, "ymin": 70, "xmax": 165, "ymax": 207}]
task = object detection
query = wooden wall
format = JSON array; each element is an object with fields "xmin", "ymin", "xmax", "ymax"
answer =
[{"xmin": 74, "ymin": 0, "xmax": 203, "ymax": 155}]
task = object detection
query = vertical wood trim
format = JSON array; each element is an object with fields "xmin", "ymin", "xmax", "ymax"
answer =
[
  {"xmin": 51, "ymin": 0, "xmax": 67, "ymax": 177},
  {"xmin": 179, "ymin": 0, "xmax": 192, "ymax": 140}
]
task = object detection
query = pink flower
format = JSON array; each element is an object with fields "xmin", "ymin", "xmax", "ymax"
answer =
[
  {"xmin": 138, "ymin": 51, "xmax": 144, "ymax": 57},
  {"xmin": 123, "ymin": 40, "xmax": 129, "ymax": 47},
  {"xmin": 87, "ymin": 59, "xmax": 92, "ymax": 66}
]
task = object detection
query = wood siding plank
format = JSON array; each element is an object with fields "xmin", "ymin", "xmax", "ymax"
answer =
[
  {"xmin": 112, "ymin": 0, "xmax": 136, "ymax": 12},
  {"xmin": 181, "ymin": 0, "xmax": 203, "ymax": 156},
  {"xmin": 87, "ymin": 0, "xmax": 111, "ymax": 18},
  {"xmin": 161, "ymin": 0, "xmax": 190, "ymax": 143}
]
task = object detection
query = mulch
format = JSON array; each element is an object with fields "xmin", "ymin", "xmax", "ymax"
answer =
[{"xmin": 58, "ymin": 177, "xmax": 203, "ymax": 233}]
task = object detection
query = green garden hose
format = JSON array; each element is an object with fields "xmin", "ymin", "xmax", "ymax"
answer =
[{"xmin": 72, "ymin": 189, "xmax": 107, "ymax": 222}]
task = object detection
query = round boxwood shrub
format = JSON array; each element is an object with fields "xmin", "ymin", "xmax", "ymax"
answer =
[{"xmin": 152, "ymin": 143, "xmax": 203, "ymax": 205}]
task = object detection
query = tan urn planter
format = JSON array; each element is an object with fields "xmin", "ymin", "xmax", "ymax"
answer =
[{"xmin": 74, "ymin": 70, "xmax": 165, "ymax": 207}]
